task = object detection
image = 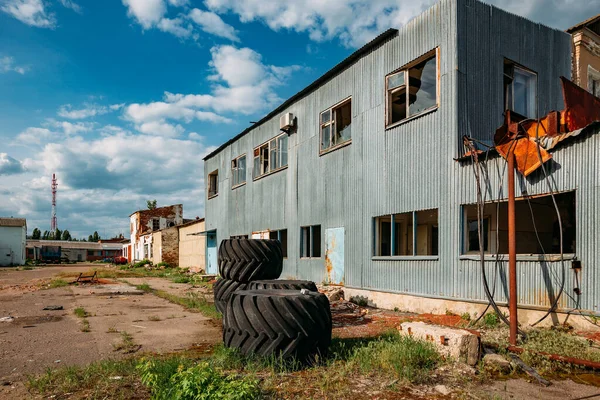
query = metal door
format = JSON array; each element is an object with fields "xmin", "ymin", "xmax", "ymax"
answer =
[
  {"xmin": 206, "ymin": 231, "xmax": 218, "ymax": 274},
  {"xmin": 325, "ymin": 227, "xmax": 344, "ymax": 285}
]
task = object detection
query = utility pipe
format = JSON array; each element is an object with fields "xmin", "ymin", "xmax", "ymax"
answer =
[{"xmin": 508, "ymin": 147, "xmax": 518, "ymax": 345}]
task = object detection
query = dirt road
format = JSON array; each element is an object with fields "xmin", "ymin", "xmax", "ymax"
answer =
[{"xmin": 0, "ymin": 264, "xmax": 220, "ymax": 398}]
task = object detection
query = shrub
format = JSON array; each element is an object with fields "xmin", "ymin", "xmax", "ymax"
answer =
[
  {"xmin": 482, "ymin": 313, "xmax": 499, "ymax": 328},
  {"xmin": 132, "ymin": 259, "xmax": 152, "ymax": 268},
  {"xmin": 138, "ymin": 359, "xmax": 261, "ymax": 400},
  {"xmin": 156, "ymin": 262, "xmax": 171, "ymax": 268}
]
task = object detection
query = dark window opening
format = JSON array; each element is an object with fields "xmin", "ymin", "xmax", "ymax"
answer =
[
  {"xmin": 374, "ymin": 209, "xmax": 439, "ymax": 256},
  {"xmin": 208, "ymin": 170, "xmax": 219, "ymax": 197},
  {"xmin": 269, "ymin": 229, "xmax": 288, "ymax": 258},
  {"xmin": 462, "ymin": 191, "xmax": 576, "ymax": 254},
  {"xmin": 504, "ymin": 60, "xmax": 537, "ymax": 119},
  {"xmin": 231, "ymin": 155, "xmax": 246, "ymax": 187},
  {"xmin": 152, "ymin": 219, "xmax": 160, "ymax": 231},
  {"xmin": 301, "ymin": 225, "xmax": 321, "ymax": 258},
  {"xmin": 320, "ymin": 98, "xmax": 352, "ymax": 152}
]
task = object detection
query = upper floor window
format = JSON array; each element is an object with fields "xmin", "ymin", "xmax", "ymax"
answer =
[
  {"xmin": 231, "ymin": 154, "xmax": 246, "ymax": 188},
  {"xmin": 320, "ymin": 98, "xmax": 352, "ymax": 153},
  {"xmin": 386, "ymin": 50, "xmax": 438, "ymax": 127},
  {"xmin": 208, "ymin": 170, "xmax": 218, "ymax": 198},
  {"xmin": 589, "ymin": 66, "xmax": 600, "ymax": 98},
  {"xmin": 253, "ymin": 133, "xmax": 288, "ymax": 179},
  {"xmin": 374, "ymin": 209, "xmax": 439, "ymax": 257},
  {"xmin": 504, "ymin": 60, "xmax": 537, "ymax": 118},
  {"xmin": 152, "ymin": 218, "xmax": 160, "ymax": 231}
]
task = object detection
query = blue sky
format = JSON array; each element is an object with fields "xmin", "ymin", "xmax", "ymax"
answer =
[{"xmin": 0, "ymin": 0, "xmax": 598, "ymax": 239}]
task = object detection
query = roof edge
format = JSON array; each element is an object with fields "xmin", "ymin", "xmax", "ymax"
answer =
[{"xmin": 203, "ymin": 28, "xmax": 399, "ymax": 161}]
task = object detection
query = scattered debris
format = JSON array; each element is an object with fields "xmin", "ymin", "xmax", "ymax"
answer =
[
  {"xmin": 509, "ymin": 353, "xmax": 551, "ymax": 387},
  {"xmin": 434, "ymin": 385, "xmax": 451, "ymax": 395},
  {"xmin": 0, "ymin": 317, "xmax": 14, "ymax": 323},
  {"xmin": 43, "ymin": 305, "xmax": 63, "ymax": 311},
  {"xmin": 483, "ymin": 353, "xmax": 512, "ymax": 373},
  {"xmin": 319, "ymin": 285, "xmax": 344, "ymax": 301}
]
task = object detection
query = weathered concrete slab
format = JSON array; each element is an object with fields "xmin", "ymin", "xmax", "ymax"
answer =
[
  {"xmin": 399, "ymin": 321, "xmax": 480, "ymax": 366},
  {"xmin": 83, "ymin": 284, "xmax": 145, "ymax": 296}
]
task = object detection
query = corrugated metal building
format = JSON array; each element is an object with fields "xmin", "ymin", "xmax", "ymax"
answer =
[
  {"xmin": 26, "ymin": 240, "xmax": 123, "ymax": 262},
  {"xmin": 204, "ymin": 0, "xmax": 600, "ymax": 322},
  {"xmin": 0, "ymin": 218, "xmax": 27, "ymax": 266}
]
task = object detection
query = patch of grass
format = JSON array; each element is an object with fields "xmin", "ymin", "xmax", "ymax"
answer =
[
  {"xmin": 81, "ymin": 318, "xmax": 90, "ymax": 332},
  {"xmin": 107, "ymin": 326, "xmax": 119, "ymax": 333},
  {"xmin": 461, "ymin": 312, "xmax": 471, "ymax": 321},
  {"xmin": 74, "ymin": 307, "xmax": 88, "ymax": 318},
  {"xmin": 27, "ymin": 358, "xmax": 144, "ymax": 399},
  {"xmin": 136, "ymin": 283, "xmax": 152, "ymax": 292},
  {"xmin": 132, "ymin": 259, "xmax": 152, "ymax": 269},
  {"xmin": 138, "ymin": 358, "xmax": 261, "ymax": 400},
  {"xmin": 481, "ymin": 313, "xmax": 499, "ymax": 328},
  {"xmin": 113, "ymin": 331, "xmax": 139, "ymax": 354},
  {"xmin": 48, "ymin": 278, "xmax": 69, "ymax": 288},
  {"xmin": 154, "ymin": 290, "xmax": 220, "ymax": 320},
  {"xmin": 171, "ymin": 275, "xmax": 190, "ymax": 284},
  {"xmin": 148, "ymin": 315, "xmax": 161, "ymax": 322}
]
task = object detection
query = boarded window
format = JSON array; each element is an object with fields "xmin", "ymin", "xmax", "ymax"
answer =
[
  {"xmin": 300, "ymin": 225, "xmax": 321, "ymax": 258},
  {"xmin": 253, "ymin": 133, "xmax": 288, "ymax": 179},
  {"xmin": 386, "ymin": 51, "xmax": 438, "ymax": 126},
  {"xmin": 208, "ymin": 170, "xmax": 218, "ymax": 197},
  {"xmin": 231, "ymin": 154, "xmax": 246, "ymax": 188},
  {"xmin": 462, "ymin": 191, "xmax": 576, "ymax": 254},
  {"xmin": 374, "ymin": 209, "xmax": 439, "ymax": 256},
  {"xmin": 320, "ymin": 98, "xmax": 352, "ymax": 152},
  {"xmin": 504, "ymin": 60, "xmax": 537, "ymax": 118}
]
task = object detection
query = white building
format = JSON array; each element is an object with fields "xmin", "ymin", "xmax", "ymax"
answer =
[{"xmin": 0, "ymin": 218, "xmax": 27, "ymax": 266}]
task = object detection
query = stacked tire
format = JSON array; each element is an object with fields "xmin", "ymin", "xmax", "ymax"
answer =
[
  {"xmin": 213, "ymin": 238, "xmax": 283, "ymax": 314},
  {"xmin": 214, "ymin": 238, "xmax": 332, "ymax": 362}
]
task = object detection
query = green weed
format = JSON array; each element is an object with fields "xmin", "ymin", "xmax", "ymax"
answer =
[{"xmin": 74, "ymin": 307, "xmax": 88, "ymax": 318}]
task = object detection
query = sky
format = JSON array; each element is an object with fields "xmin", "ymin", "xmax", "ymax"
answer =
[{"xmin": 0, "ymin": 0, "xmax": 598, "ymax": 239}]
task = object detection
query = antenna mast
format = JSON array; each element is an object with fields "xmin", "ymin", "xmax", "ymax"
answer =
[{"xmin": 51, "ymin": 173, "xmax": 58, "ymax": 232}]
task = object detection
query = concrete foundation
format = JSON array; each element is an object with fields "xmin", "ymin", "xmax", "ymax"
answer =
[{"xmin": 345, "ymin": 287, "xmax": 600, "ymax": 332}]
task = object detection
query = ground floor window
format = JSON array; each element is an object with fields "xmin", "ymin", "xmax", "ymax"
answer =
[
  {"xmin": 462, "ymin": 191, "xmax": 575, "ymax": 254},
  {"xmin": 230, "ymin": 234, "xmax": 249, "ymax": 239},
  {"xmin": 269, "ymin": 229, "xmax": 288, "ymax": 258},
  {"xmin": 300, "ymin": 225, "xmax": 321, "ymax": 258},
  {"xmin": 374, "ymin": 209, "xmax": 439, "ymax": 257}
]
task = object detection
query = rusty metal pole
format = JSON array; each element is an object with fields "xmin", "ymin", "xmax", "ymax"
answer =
[{"xmin": 507, "ymin": 147, "xmax": 518, "ymax": 345}]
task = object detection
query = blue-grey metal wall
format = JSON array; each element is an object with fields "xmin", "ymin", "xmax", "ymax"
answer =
[{"xmin": 205, "ymin": 0, "xmax": 598, "ymax": 314}]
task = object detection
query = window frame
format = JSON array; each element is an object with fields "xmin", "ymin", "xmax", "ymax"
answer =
[
  {"xmin": 503, "ymin": 59, "xmax": 538, "ymax": 118},
  {"xmin": 372, "ymin": 209, "xmax": 439, "ymax": 260},
  {"xmin": 385, "ymin": 48, "xmax": 440, "ymax": 129},
  {"xmin": 588, "ymin": 66, "xmax": 600, "ymax": 98},
  {"xmin": 300, "ymin": 225, "xmax": 321, "ymax": 259},
  {"xmin": 231, "ymin": 153, "xmax": 247, "ymax": 189},
  {"xmin": 269, "ymin": 229, "xmax": 288, "ymax": 258},
  {"xmin": 319, "ymin": 96, "xmax": 352, "ymax": 155},
  {"xmin": 252, "ymin": 132, "xmax": 288, "ymax": 181},
  {"xmin": 207, "ymin": 169, "xmax": 219, "ymax": 199},
  {"xmin": 464, "ymin": 215, "xmax": 491, "ymax": 254}
]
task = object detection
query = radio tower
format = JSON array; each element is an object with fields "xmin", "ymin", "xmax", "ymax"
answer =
[{"xmin": 51, "ymin": 174, "xmax": 58, "ymax": 232}]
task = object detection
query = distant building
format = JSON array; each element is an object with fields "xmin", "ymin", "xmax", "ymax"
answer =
[
  {"xmin": 26, "ymin": 240, "xmax": 122, "ymax": 262},
  {"xmin": 568, "ymin": 14, "xmax": 600, "ymax": 96},
  {"xmin": 178, "ymin": 218, "xmax": 206, "ymax": 273},
  {"xmin": 129, "ymin": 204, "xmax": 183, "ymax": 261},
  {"xmin": 0, "ymin": 217, "xmax": 27, "ymax": 266}
]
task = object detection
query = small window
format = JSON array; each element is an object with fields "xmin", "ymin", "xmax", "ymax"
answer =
[
  {"xmin": 300, "ymin": 225, "xmax": 321, "ymax": 258},
  {"xmin": 504, "ymin": 60, "xmax": 537, "ymax": 118},
  {"xmin": 253, "ymin": 133, "xmax": 288, "ymax": 179},
  {"xmin": 320, "ymin": 98, "xmax": 352, "ymax": 153},
  {"xmin": 589, "ymin": 67, "xmax": 600, "ymax": 98},
  {"xmin": 231, "ymin": 154, "xmax": 247, "ymax": 188},
  {"xmin": 208, "ymin": 170, "xmax": 218, "ymax": 198},
  {"xmin": 386, "ymin": 51, "xmax": 438, "ymax": 126},
  {"xmin": 269, "ymin": 229, "xmax": 288, "ymax": 258},
  {"xmin": 374, "ymin": 209, "xmax": 439, "ymax": 257},
  {"xmin": 152, "ymin": 218, "xmax": 160, "ymax": 231},
  {"xmin": 462, "ymin": 191, "xmax": 575, "ymax": 254}
]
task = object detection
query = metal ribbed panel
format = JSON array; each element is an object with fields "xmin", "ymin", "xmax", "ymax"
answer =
[{"xmin": 204, "ymin": 0, "xmax": 596, "ymax": 314}]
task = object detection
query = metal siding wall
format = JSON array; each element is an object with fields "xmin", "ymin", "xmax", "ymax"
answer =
[{"xmin": 204, "ymin": 0, "xmax": 597, "ymax": 314}]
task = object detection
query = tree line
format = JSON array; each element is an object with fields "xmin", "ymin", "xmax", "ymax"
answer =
[{"xmin": 30, "ymin": 228, "xmax": 102, "ymax": 242}]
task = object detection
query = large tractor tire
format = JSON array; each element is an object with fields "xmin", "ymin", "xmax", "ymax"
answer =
[
  {"xmin": 248, "ymin": 279, "xmax": 318, "ymax": 292},
  {"xmin": 213, "ymin": 278, "xmax": 248, "ymax": 315},
  {"xmin": 223, "ymin": 289, "xmax": 332, "ymax": 361},
  {"xmin": 218, "ymin": 239, "xmax": 283, "ymax": 283}
]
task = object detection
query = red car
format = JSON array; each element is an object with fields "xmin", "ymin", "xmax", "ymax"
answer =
[{"xmin": 113, "ymin": 256, "xmax": 128, "ymax": 265}]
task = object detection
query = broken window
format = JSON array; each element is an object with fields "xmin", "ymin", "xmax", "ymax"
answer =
[
  {"xmin": 152, "ymin": 218, "xmax": 160, "ymax": 231},
  {"xmin": 208, "ymin": 170, "xmax": 218, "ymax": 198},
  {"xmin": 462, "ymin": 191, "xmax": 576, "ymax": 255},
  {"xmin": 301, "ymin": 225, "xmax": 321, "ymax": 258},
  {"xmin": 320, "ymin": 98, "xmax": 352, "ymax": 152},
  {"xmin": 269, "ymin": 229, "xmax": 288, "ymax": 258},
  {"xmin": 386, "ymin": 51, "xmax": 438, "ymax": 126},
  {"xmin": 504, "ymin": 60, "xmax": 537, "ymax": 118},
  {"xmin": 253, "ymin": 133, "xmax": 288, "ymax": 179},
  {"xmin": 230, "ymin": 234, "xmax": 249, "ymax": 239},
  {"xmin": 231, "ymin": 154, "xmax": 247, "ymax": 188},
  {"xmin": 374, "ymin": 209, "xmax": 439, "ymax": 256}
]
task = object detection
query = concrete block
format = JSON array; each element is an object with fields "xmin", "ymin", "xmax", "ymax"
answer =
[
  {"xmin": 399, "ymin": 321, "xmax": 481, "ymax": 366},
  {"xmin": 483, "ymin": 353, "xmax": 512, "ymax": 373}
]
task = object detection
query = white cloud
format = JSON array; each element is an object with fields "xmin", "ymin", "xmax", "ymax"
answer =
[
  {"xmin": 189, "ymin": 9, "xmax": 239, "ymax": 41},
  {"xmin": 0, "ymin": 0, "xmax": 56, "ymax": 28},
  {"xmin": 0, "ymin": 56, "xmax": 27, "ymax": 74},
  {"xmin": 44, "ymin": 119, "xmax": 94, "ymax": 135},
  {"xmin": 157, "ymin": 17, "xmax": 193, "ymax": 38},
  {"xmin": 137, "ymin": 120, "xmax": 185, "ymax": 137},
  {"xmin": 121, "ymin": 0, "xmax": 166, "ymax": 29},
  {"xmin": 14, "ymin": 127, "xmax": 54, "ymax": 144},
  {"xmin": 58, "ymin": 103, "xmax": 123, "ymax": 119},
  {"xmin": 0, "ymin": 153, "xmax": 26, "ymax": 175},
  {"xmin": 58, "ymin": 0, "xmax": 81, "ymax": 14}
]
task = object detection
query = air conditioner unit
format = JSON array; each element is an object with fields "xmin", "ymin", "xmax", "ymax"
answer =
[{"xmin": 280, "ymin": 113, "xmax": 294, "ymax": 132}]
